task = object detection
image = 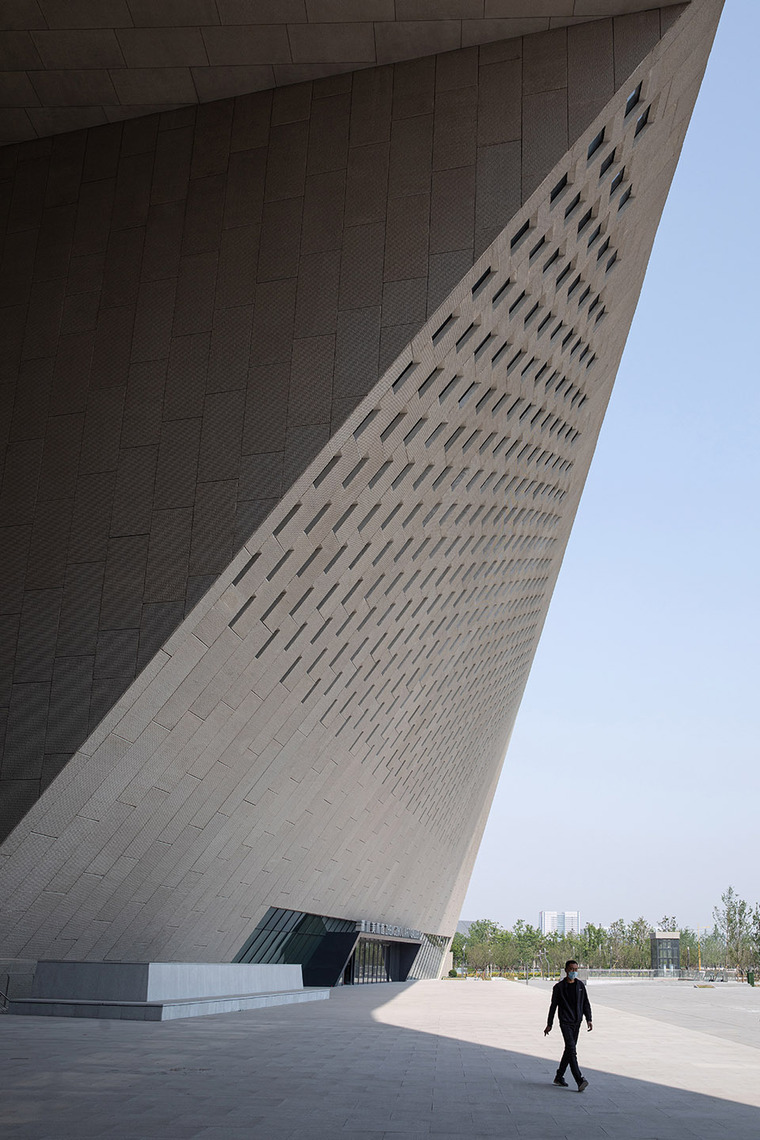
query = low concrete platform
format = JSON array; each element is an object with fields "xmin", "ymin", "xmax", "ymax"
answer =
[
  {"xmin": 7, "ymin": 960, "xmax": 329, "ymax": 1021},
  {"xmin": 2, "ymin": 977, "xmax": 759, "ymax": 1138},
  {"xmin": 10, "ymin": 986, "xmax": 329, "ymax": 1021}
]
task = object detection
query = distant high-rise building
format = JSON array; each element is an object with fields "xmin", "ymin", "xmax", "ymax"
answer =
[
  {"xmin": 540, "ymin": 912, "xmax": 558, "ymax": 935},
  {"xmin": 540, "ymin": 911, "xmax": 580, "ymax": 936},
  {"xmin": 559, "ymin": 912, "xmax": 581, "ymax": 936}
]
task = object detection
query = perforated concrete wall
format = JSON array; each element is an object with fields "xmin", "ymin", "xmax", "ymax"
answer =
[
  {"xmin": 0, "ymin": 0, "xmax": 724, "ymax": 962},
  {"xmin": 0, "ymin": 11, "xmax": 685, "ymax": 842}
]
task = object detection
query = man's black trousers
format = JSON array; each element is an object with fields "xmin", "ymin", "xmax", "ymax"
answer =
[{"xmin": 557, "ymin": 1021, "xmax": 583, "ymax": 1084}]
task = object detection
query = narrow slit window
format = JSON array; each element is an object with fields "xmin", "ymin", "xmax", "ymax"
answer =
[
  {"xmin": 425, "ymin": 423, "xmax": 446, "ymax": 448},
  {"xmin": 508, "ymin": 289, "xmax": 526, "ymax": 315},
  {"xmin": 458, "ymin": 381, "xmax": 478, "ymax": 407},
  {"xmin": 550, "ymin": 173, "xmax": 568, "ymax": 203},
  {"xmin": 577, "ymin": 208, "xmax": 592, "ymax": 234},
  {"xmin": 432, "ymin": 313, "xmax": 456, "ymax": 344},
  {"xmin": 564, "ymin": 192, "xmax": 581, "ymax": 219},
  {"xmin": 634, "ymin": 105, "xmax": 650, "ymax": 137},
  {"xmin": 587, "ymin": 128, "xmax": 604, "ymax": 159},
  {"xmin": 404, "ymin": 417, "xmax": 427, "ymax": 445},
  {"xmin": 473, "ymin": 334, "xmax": 493, "ymax": 362},
  {"xmin": 392, "ymin": 361, "xmax": 417, "ymax": 393},
  {"xmin": 313, "ymin": 454, "xmax": 340, "ymax": 487},
  {"xmin": 380, "ymin": 412, "xmax": 405, "ymax": 443},
  {"xmin": 438, "ymin": 375, "xmax": 461, "ymax": 404},
  {"xmin": 510, "ymin": 219, "xmax": 530, "ymax": 248},
  {"xmin": 543, "ymin": 248, "xmax": 560, "ymax": 273},
  {"xmin": 587, "ymin": 224, "xmax": 601, "ymax": 248},
  {"xmin": 417, "ymin": 367, "xmax": 441, "ymax": 400},
  {"xmin": 471, "ymin": 266, "xmax": 493, "ymax": 297},
  {"xmin": 368, "ymin": 460, "xmax": 391, "ymax": 489},
  {"xmin": 610, "ymin": 167, "xmax": 625, "ymax": 194},
  {"xmin": 523, "ymin": 301, "xmax": 540, "ymax": 326},
  {"xmin": 343, "ymin": 457, "xmax": 367, "ymax": 488},
  {"xmin": 492, "ymin": 278, "xmax": 511, "ymax": 307},
  {"xmin": 530, "ymin": 235, "xmax": 546, "ymax": 260},
  {"xmin": 354, "ymin": 409, "xmax": 378, "ymax": 439},
  {"xmin": 233, "ymin": 552, "xmax": 259, "ymax": 586},
  {"xmin": 626, "ymin": 82, "xmax": 642, "ymax": 117},
  {"xmin": 599, "ymin": 148, "xmax": 616, "ymax": 178},
  {"xmin": 455, "ymin": 322, "xmax": 476, "ymax": 352},
  {"xmin": 491, "ymin": 341, "xmax": 509, "ymax": 368},
  {"xmin": 475, "ymin": 387, "xmax": 495, "ymax": 413},
  {"xmin": 618, "ymin": 186, "xmax": 632, "ymax": 210}
]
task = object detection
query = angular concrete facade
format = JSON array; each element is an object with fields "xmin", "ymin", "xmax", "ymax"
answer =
[
  {"xmin": 0, "ymin": 5, "xmax": 692, "ymax": 841},
  {"xmin": 0, "ymin": 2, "xmax": 722, "ymax": 968}
]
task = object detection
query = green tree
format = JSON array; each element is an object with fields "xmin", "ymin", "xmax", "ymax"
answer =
[
  {"xmin": 713, "ymin": 886, "xmax": 751, "ymax": 969},
  {"xmin": 451, "ymin": 931, "xmax": 467, "ymax": 968},
  {"xmin": 679, "ymin": 925, "xmax": 698, "ymax": 970},
  {"xmin": 491, "ymin": 928, "xmax": 516, "ymax": 973},
  {"xmin": 607, "ymin": 919, "xmax": 627, "ymax": 968},
  {"xmin": 581, "ymin": 922, "xmax": 608, "ymax": 969},
  {"xmin": 698, "ymin": 925, "xmax": 725, "ymax": 970},
  {"xmin": 467, "ymin": 939, "xmax": 493, "ymax": 973},
  {"xmin": 512, "ymin": 919, "xmax": 542, "ymax": 968},
  {"xmin": 627, "ymin": 917, "xmax": 654, "ymax": 969},
  {"xmin": 467, "ymin": 918, "xmax": 501, "ymax": 944},
  {"xmin": 543, "ymin": 931, "xmax": 566, "ymax": 975},
  {"xmin": 748, "ymin": 905, "xmax": 760, "ymax": 968}
]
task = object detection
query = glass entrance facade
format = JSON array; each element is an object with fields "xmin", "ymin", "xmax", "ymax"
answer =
[
  {"xmin": 344, "ymin": 938, "xmax": 391, "ymax": 984},
  {"xmin": 235, "ymin": 907, "xmax": 447, "ymax": 985}
]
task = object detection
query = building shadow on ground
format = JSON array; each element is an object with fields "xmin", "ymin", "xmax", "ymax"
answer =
[{"xmin": 1, "ymin": 980, "xmax": 758, "ymax": 1139}]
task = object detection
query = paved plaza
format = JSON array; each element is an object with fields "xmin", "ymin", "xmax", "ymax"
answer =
[{"xmin": 2, "ymin": 977, "xmax": 759, "ymax": 1139}]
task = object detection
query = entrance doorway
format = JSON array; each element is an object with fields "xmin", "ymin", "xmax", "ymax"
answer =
[{"xmin": 342, "ymin": 937, "xmax": 420, "ymax": 984}]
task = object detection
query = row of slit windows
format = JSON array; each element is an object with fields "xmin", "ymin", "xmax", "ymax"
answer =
[
  {"xmin": 224, "ymin": 82, "xmax": 659, "ymax": 676},
  {"xmin": 231, "ymin": 331, "xmax": 587, "ymax": 628},
  {"xmin": 431, "ymin": 102, "xmax": 639, "ymax": 393}
]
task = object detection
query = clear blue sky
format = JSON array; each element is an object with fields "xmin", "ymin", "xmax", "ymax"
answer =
[{"xmin": 462, "ymin": 0, "xmax": 759, "ymax": 934}]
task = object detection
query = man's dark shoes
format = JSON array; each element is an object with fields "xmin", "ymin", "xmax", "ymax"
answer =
[
  {"xmin": 553, "ymin": 1076, "xmax": 568, "ymax": 1087},
  {"xmin": 577, "ymin": 1079, "xmax": 589, "ymax": 1093}
]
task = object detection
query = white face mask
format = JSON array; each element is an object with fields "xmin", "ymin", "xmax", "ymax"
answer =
[{"xmin": 567, "ymin": 970, "xmax": 577, "ymax": 979}]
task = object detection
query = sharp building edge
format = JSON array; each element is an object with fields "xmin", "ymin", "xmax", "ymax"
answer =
[{"xmin": 0, "ymin": 2, "xmax": 722, "ymax": 977}]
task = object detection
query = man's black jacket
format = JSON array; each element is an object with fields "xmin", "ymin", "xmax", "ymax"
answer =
[{"xmin": 546, "ymin": 977, "xmax": 592, "ymax": 1028}]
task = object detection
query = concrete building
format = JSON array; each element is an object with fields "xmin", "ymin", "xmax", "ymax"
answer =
[{"xmin": 0, "ymin": 2, "xmax": 723, "ymax": 984}]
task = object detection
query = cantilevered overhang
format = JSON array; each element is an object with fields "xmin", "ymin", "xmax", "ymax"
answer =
[{"xmin": 1, "ymin": 1, "xmax": 689, "ymax": 144}]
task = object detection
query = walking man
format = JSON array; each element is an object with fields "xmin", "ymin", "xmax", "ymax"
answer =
[{"xmin": 544, "ymin": 959, "xmax": 592, "ymax": 1091}]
